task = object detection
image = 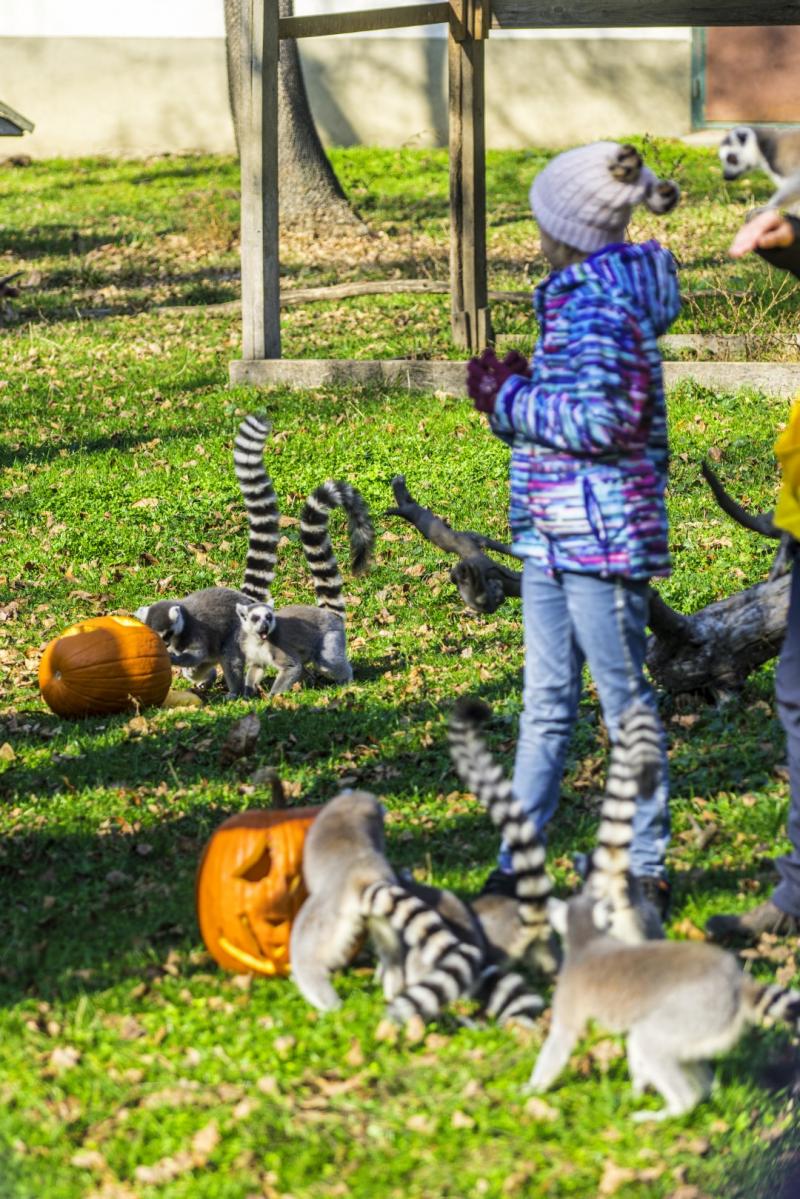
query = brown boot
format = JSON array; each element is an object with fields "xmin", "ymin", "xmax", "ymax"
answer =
[{"xmin": 705, "ymin": 899, "xmax": 800, "ymax": 942}]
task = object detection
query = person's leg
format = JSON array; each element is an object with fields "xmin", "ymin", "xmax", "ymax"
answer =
[
  {"xmin": 497, "ymin": 560, "xmax": 583, "ymax": 873},
  {"xmin": 772, "ymin": 561, "xmax": 800, "ymax": 918},
  {"xmin": 706, "ymin": 561, "xmax": 800, "ymax": 939},
  {"xmin": 564, "ymin": 573, "xmax": 670, "ymax": 884}
]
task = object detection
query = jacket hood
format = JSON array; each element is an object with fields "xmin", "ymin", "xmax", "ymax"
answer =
[{"xmin": 536, "ymin": 240, "xmax": 681, "ymax": 337}]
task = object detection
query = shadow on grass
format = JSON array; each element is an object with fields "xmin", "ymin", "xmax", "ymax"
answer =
[{"xmin": 0, "ymin": 665, "xmax": 788, "ymax": 1010}]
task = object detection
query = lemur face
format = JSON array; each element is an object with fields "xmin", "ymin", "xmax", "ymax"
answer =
[
  {"xmin": 135, "ymin": 602, "xmax": 184, "ymax": 649},
  {"xmin": 237, "ymin": 602, "xmax": 277, "ymax": 641},
  {"xmin": 718, "ymin": 126, "xmax": 760, "ymax": 181}
]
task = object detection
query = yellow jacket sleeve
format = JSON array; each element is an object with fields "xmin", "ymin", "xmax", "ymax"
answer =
[{"xmin": 774, "ymin": 398, "xmax": 800, "ymax": 540}]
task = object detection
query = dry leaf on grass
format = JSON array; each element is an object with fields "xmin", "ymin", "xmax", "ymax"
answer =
[
  {"xmin": 219, "ymin": 713, "xmax": 261, "ymax": 766},
  {"xmin": 133, "ymin": 1120, "xmax": 219, "ymax": 1185}
]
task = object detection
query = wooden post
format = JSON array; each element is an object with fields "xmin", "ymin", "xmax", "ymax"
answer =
[
  {"xmin": 448, "ymin": 0, "xmax": 491, "ymax": 353},
  {"xmin": 240, "ymin": 0, "xmax": 280, "ymax": 362}
]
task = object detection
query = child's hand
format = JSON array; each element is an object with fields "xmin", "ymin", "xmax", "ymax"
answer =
[
  {"xmin": 729, "ymin": 209, "xmax": 796, "ymax": 258},
  {"xmin": 466, "ymin": 349, "xmax": 530, "ymax": 414}
]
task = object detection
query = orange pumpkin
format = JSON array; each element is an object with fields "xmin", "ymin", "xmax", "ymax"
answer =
[
  {"xmin": 39, "ymin": 614, "xmax": 173, "ymax": 718},
  {"xmin": 195, "ymin": 807, "xmax": 321, "ymax": 977}
]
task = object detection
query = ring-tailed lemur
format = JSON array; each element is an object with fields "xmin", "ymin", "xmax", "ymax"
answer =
[
  {"xmin": 525, "ymin": 711, "xmax": 800, "ymax": 1120},
  {"xmin": 236, "ymin": 481, "xmax": 375, "ymax": 696},
  {"xmin": 527, "ymin": 889, "xmax": 800, "ymax": 1121},
  {"xmin": 135, "ymin": 413, "xmax": 279, "ymax": 698},
  {"xmin": 289, "ymin": 789, "xmax": 485, "ymax": 1024},
  {"xmin": 290, "ymin": 789, "xmax": 544, "ymax": 1028},
  {"xmin": 719, "ymin": 125, "xmax": 800, "ymax": 207}
]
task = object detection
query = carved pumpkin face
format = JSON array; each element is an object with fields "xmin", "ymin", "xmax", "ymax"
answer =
[
  {"xmin": 38, "ymin": 614, "xmax": 172, "ymax": 718},
  {"xmin": 195, "ymin": 807, "xmax": 321, "ymax": 977}
]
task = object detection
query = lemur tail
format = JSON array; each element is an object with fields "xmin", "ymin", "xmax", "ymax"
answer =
[
  {"xmin": 233, "ymin": 413, "xmax": 280, "ymax": 602},
  {"xmin": 361, "ymin": 880, "xmax": 484, "ymax": 1025},
  {"xmin": 447, "ymin": 697, "xmax": 552, "ymax": 943},
  {"xmin": 591, "ymin": 700, "xmax": 663, "ymax": 884},
  {"xmin": 744, "ymin": 979, "xmax": 800, "ymax": 1030},
  {"xmin": 476, "ymin": 967, "xmax": 544, "ymax": 1028},
  {"xmin": 300, "ymin": 481, "xmax": 375, "ymax": 618}
]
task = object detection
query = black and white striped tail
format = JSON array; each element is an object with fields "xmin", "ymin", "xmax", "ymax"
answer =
[
  {"xmin": 233, "ymin": 413, "xmax": 280, "ymax": 602},
  {"xmin": 477, "ymin": 967, "xmax": 544, "ymax": 1027},
  {"xmin": 448, "ymin": 698, "xmax": 552, "ymax": 942},
  {"xmin": 300, "ymin": 481, "xmax": 375, "ymax": 618},
  {"xmin": 361, "ymin": 880, "xmax": 483, "ymax": 1024},
  {"xmin": 748, "ymin": 981, "xmax": 800, "ymax": 1030},
  {"xmin": 592, "ymin": 701, "xmax": 663, "ymax": 885}
]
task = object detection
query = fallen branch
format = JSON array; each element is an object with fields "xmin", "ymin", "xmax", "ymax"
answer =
[
  {"xmin": 155, "ymin": 279, "xmax": 534, "ymax": 316},
  {"xmin": 386, "ymin": 475, "xmax": 792, "ymax": 700},
  {"xmin": 386, "ymin": 475, "xmax": 521, "ymax": 614}
]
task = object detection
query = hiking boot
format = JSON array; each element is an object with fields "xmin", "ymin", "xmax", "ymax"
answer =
[
  {"xmin": 477, "ymin": 868, "xmax": 517, "ymax": 899},
  {"xmin": 706, "ymin": 899, "xmax": 800, "ymax": 942},
  {"xmin": 634, "ymin": 875, "xmax": 672, "ymax": 922}
]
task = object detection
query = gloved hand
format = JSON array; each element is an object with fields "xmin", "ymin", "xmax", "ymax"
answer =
[{"xmin": 466, "ymin": 348, "xmax": 530, "ymax": 414}]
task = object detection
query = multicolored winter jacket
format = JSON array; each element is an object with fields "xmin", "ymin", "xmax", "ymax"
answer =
[{"xmin": 490, "ymin": 240, "xmax": 681, "ymax": 579}]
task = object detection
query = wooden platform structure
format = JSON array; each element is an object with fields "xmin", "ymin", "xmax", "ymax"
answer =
[{"xmin": 229, "ymin": 1, "xmax": 800, "ymax": 392}]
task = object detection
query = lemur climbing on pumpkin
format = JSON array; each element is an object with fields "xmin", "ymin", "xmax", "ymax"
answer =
[{"xmin": 136, "ymin": 413, "xmax": 374, "ymax": 698}]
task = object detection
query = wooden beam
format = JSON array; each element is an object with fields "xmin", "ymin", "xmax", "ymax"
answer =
[
  {"xmin": 229, "ymin": 358, "xmax": 800, "ymax": 398},
  {"xmin": 491, "ymin": 1, "xmax": 800, "ymax": 27},
  {"xmin": 239, "ymin": 0, "xmax": 280, "ymax": 362},
  {"xmin": 448, "ymin": 3, "xmax": 491, "ymax": 353},
  {"xmin": 279, "ymin": 4, "xmax": 450, "ymax": 39}
]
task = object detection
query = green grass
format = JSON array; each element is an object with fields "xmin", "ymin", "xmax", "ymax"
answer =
[{"xmin": 0, "ymin": 145, "xmax": 799, "ymax": 1199}]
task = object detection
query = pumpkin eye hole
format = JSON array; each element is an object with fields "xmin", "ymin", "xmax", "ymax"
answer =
[{"xmin": 237, "ymin": 846, "xmax": 272, "ymax": 883}]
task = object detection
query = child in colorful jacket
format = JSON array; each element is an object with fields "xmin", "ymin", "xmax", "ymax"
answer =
[{"xmin": 467, "ymin": 141, "xmax": 681, "ymax": 915}]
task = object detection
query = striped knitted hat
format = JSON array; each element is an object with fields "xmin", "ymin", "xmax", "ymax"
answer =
[{"xmin": 530, "ymin": 142, "xmax": 680, "ymax": 254}]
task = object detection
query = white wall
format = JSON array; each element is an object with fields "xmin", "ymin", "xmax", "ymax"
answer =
[{"xmin": 0, "ymin": 3, "xmax": 693, "ymax": 157}]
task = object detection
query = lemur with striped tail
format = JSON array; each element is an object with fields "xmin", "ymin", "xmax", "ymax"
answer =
[
  {"xmin": 290, "ymin": 789, "xmax": 544, "ymax": 1028},
  {"xmin": 236, "ymin": 480, "xmax": 375, "ymax": 696},
  {"xmin": 525, "ymin": 704, "xmax": 800, "ymax": 1120},
  {"xmin": 289, "ymin": 789, "xmax": 484, "ymax": 1024},
  {"xmin": 135, "ymin": 413, "xmax": 279, "ymax": 698},
  {"xmin": 529, "ymin": 895, "xmax": 800, "ymax": 1121}
]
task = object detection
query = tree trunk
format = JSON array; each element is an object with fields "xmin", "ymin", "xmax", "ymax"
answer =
[{"xmin": 224, "ymin": 0, "xmax": 361, "ymax": 227}]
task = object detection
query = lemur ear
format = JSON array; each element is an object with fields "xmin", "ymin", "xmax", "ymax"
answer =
[
  {"xmin": 134, "ymin": 605, "xmax": 150, "ymax": 623},
  {"xmin": 609, "ymin": 143, "xmax": 643, "ymax": 184},
  {"xmin": 167, "ymin": 604, "xmax": 184, "ymax": 634},
  {"xmin": 645, "ymin": 178, "xmax": 680, "ymax": 215},
  {"xmin": 547, "ymin": 897, "xmax": 568, "ymax": 937},
  {"xmin": 235, "ymin": 603, "xmax": 250, "ymax": 621}
]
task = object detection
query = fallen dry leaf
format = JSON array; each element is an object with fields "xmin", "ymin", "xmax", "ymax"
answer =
[
  {"xmin": 405, "ymin": 1113, "xmax": 435, "ymax": 1134},
  {"xmin": 219, "ymin": 713, "xmax": 261, "ymax": 766},
  {"xmin": 161, "ymin": 688, "xmax": 204, "ymax": 710},
  {"xmin": 523, "ymin": 1096, "xmax": 559, "ymax": 1122}
]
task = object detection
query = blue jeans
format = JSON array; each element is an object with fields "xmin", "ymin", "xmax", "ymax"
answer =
[
  {"xmin": 500, "ymin": 560, "xmax": 670, "ymax": 880},
  {"xmin": 773, "ymin": 557, "xmax": 800, "ymax": 918}
]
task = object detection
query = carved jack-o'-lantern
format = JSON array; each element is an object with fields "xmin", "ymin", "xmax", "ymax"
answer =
[{"xmin": 195, "ymin": 807, "xmax": 320, "ymax": 977}]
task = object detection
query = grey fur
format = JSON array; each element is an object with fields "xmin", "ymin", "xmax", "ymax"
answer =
[
  {"xmin": 134, "ymin": 412, "xmax": 277, "ymax": 697},
  {"xmin": 289, "ymin": 790, "xmax": 485, "ymax": 1024},
  {"xmin": 527, "ymin": 887, "xmax": 800, "ymax": 1121},
  {"xmin": 237, "ymin": 601, "xmax": 352, "ymax": 696},
  {"xmin": 135, "ymin": 587, "xmax": 252, "ymax": 698},
  {"xmin": 719, "ymin": 125, "xmax": 800, "ymax": 205}
]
